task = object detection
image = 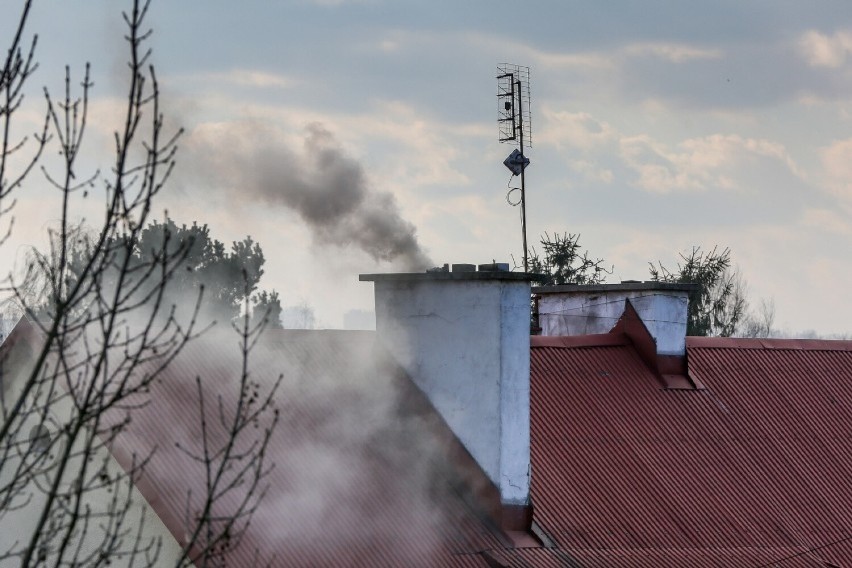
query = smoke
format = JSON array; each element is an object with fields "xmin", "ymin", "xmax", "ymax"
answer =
[
  {"xmin": 101, "ymin": 328, "xmax": 484, "ymax": 564},
  {"xmin": 183, "ymin": 122, "xmax": 432, "ymax": 271}
]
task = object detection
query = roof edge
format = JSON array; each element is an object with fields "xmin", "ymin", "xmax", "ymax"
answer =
[
  {"xmin": 531, "ymin": 334, "xmax": 629, "ymax": 348},
  {"xmin": 688, "ymin": 336, "xmax": 852, "ymax": 351}
]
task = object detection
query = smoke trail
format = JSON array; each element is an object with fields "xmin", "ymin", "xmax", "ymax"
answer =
[{"xmin": 183, "ymin": 122, "xmax": 431, "ymax": 270}]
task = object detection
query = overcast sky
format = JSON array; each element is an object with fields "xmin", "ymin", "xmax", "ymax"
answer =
[{"xmin": 8, "ymin": 1, "xmax": 852, "ymax": 334}]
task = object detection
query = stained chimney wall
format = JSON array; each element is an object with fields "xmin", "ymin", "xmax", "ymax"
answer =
[{"xmin": 363, "ymin": 272, "xmax": 534, "ymax": 506}]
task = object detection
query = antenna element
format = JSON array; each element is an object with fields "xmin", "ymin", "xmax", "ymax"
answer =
[{"xmin": 497, "ymin": 63, "xmax": 532, "ymax": 272}]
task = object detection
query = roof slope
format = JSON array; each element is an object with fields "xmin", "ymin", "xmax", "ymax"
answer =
[
  {"xmin": 106, "ymin": 329, "xmax": 510, "ymax": 567},
  {"xmin": 530, "ymin": 334, "xmax": 852, "ymax": 567}
]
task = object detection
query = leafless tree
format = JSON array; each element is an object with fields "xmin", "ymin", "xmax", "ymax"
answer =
[
  {"xmin": 740, "ymin": 297, "xmax": 777, "ymax": 339},
  {"xmin": 0, "ymin": 1, "xmax": 278, "ymax": 566}
]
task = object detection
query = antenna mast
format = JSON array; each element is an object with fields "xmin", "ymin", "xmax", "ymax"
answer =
[{"xmin": 497, "ymin": 63, "xmax": 532, "ymax": 272}]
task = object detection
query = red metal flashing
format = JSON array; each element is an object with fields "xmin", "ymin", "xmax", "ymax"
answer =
[
  {"xmin": 608, "ymin": 300, "xmax": 697, "ymax": 390},
  {"xmin": 531, "ymin": 333, "xmax": 628, "ymax": 349},
  {"xmin": 500, "ymin": 503, "xmax": 535, "ymax": 533}
]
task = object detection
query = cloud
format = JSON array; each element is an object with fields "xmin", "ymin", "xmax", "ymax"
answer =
[
  {"xmin": 181, "ymin": 69, "xmax": 297, "ymax": 90},
  {"xmin": 619, "ymin": 134, "xmax": 800, "ymax": 193},
  {"xmin": 343, "ymin": 100, "xmax": 474, "ymax": 190},
  {"xmin": 799, "ymin": 30, "xmax": 852, "ymax": 68},
  {"xmin": 473, "ymin": 35, "xmax": 722, "ymax": 73},
  {"xmin": 193, "ymin": 96, "xmax": 475, "ymax": 192},
  {"xmin": 819, "ymin": 137, "xmax": 852, "ymax": 199},
  {"xmin": 538, "ymin": 107, "xmax": 804, "ymax": 194},
  {"xmin": 622, "ymin": 42, "xmax": 723, "ymax": 63},
  {"xmin": 538, "ymin": 110, "xmax": 616, "ymax": 151},
  {"xmin": 465, "ymin": 34, "xmax": 616, "ymax": 72}
]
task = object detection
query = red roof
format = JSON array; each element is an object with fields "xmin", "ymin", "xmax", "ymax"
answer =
[
  {"xmin": 6, "ymin": 320, "xmax": 582, "ymax": 566},
  {"xmin": 105, "ymin": 329, "xmax": 514, "ymax": 566},
  {"xmin": 13, "ymin": 312, "xmax": 852, "ymax": 566},
  {"xmin": 530, "ymin": 333, "xmax": 852, "ymax": 567}
]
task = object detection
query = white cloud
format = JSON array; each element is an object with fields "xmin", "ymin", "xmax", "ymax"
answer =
[
  {"xmin": 619, "ymin": 134, "xmax": 800, "ymax": 193},
  {"xmin": 622, "ymin": 42, "xmax": 723, "ymax": 63},
  {"xmin": 538, "ymin": 106, "xmax": 802, "ymax": 194},
  {"xmin": 466, "ymin": 34, "xmax": 616, "ymax": 71},
  {"xmin": 538, "ymin": 110, "xmax": 616, "ymax": 150},
  {"xmin": 470, "ymin": 35, "xmax": 721, "ymax": 75},
  {"xmin": 799, "ymin": 30, "xmax": 852, "ymax": 68},
  {"xmin": 819, "ymin": 137, "xmax": 852, "ymax": 198},
  {"xmin": 620, "ymin": 135, "xmax": 704, "ymax": 191},
  {"xmin": 340, "ymin": 100, "xmax": 474, "ymax": 190},
  {"xmin": 180, "ymin": 69, "xmax": 297, "ymax": 90},
  {"xmin": 186, "ymin": 92, "xmax": 477, "ymax": 193}
]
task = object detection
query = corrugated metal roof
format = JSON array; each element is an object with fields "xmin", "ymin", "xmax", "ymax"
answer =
[
  {"xmin": 530, "ymin": 335, "xmax": 852, "ymax": 567},
  {"xmin": 20, "ymin": 313, "xmax": 852, "ymax": 567},
  {"xmin": 104, "ymin": 329, "xmax": 506, "ymax": 567}
]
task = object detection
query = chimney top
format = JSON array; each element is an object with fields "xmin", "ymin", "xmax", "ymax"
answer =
[
  {"xmin": 360, "ymin": 271, "xmax": 540, "ymax": 283},
  {"xmin": 362, "ymin": 262, "xmax": 545, "ymax": 283}
]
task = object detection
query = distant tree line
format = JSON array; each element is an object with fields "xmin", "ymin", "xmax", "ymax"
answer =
[{"xmin": 22, "ymin": 216, "xmax": 285, "ymax": 330}]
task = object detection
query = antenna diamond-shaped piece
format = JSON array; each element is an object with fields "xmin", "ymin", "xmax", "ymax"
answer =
[{"xmin": 503, "ymin": 149, "xmax": 530, "ymax": 176}]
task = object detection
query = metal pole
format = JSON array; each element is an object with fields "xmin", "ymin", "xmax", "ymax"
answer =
[{"xmin": 517, "ymin": 79, "xmax": 528, "ymax": 273}]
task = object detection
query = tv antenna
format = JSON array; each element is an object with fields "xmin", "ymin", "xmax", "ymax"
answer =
[{"xmin": 497, "ymin": 63, "xmax": 532, "ymax": 272}]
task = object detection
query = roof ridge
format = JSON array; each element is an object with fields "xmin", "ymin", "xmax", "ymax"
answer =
[{"xmin": 687, "ymin": 336, "xmax": 852, "ymax": 351}]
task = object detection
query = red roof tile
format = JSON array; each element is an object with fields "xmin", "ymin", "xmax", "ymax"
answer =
[{"xmin": 530, "ymin": 335, "xmax": 852, "ymax": 567}]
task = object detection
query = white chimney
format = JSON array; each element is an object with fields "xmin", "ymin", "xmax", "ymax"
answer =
[{"xmin": 361, "ymin": 266, "xmax": 535, "ymax": 528}]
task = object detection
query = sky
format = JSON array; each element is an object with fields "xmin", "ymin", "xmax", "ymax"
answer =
[{"xmin": 5, "ymin": 0, "xmax": 852, "ymax": 334}]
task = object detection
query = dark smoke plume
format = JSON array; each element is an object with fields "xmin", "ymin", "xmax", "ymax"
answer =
[{"xmin": 185, "ymin": 122, "xmax": 431, "ymax": 270}]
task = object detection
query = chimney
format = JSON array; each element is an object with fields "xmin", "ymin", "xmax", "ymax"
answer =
[
  {"xmin": 360, "ymin": 264, "xmax": 536, "ymax": 529},
  {"xmin": 534, "ymin": 281, "xmax": 701, "ymax": 388}
]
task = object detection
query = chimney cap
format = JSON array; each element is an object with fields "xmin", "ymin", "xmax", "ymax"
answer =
[
  {"xmin": 452, "ymin": 263, "xmax": 477, "ymax": 273},
  {"xmin": 361, "ymin": 271, "xmax": 546, "ymax": 283},
  {"xmin": 478, "ymin": 262, "xmax": 511, "ymax": 272}
]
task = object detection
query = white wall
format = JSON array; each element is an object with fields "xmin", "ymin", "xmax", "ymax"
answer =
[{"xmin": 537, "ymin": 284, "xmax": 691, "ymax": 355}]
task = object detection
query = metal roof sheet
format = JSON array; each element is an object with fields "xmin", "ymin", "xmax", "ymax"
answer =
[
  {"xmin": 530, "ymin": 336, "xmax": 852, "ymax": 567},
  {"xmin": 20, "ymin": 313, "xmax": 852, "ymax": 567},
  {"xmin": 104, "ymin": 329, "xmax": 506, "ymax": 566}
]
